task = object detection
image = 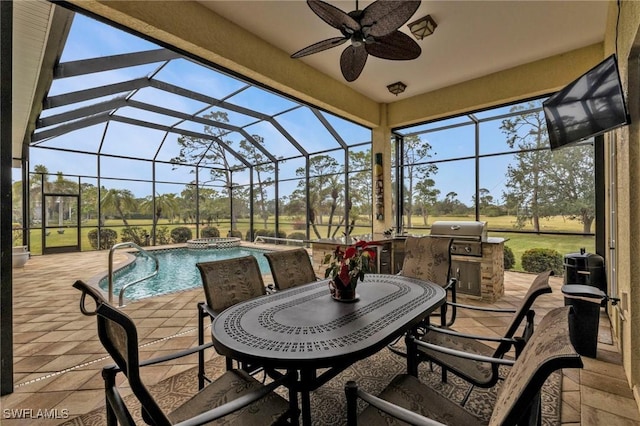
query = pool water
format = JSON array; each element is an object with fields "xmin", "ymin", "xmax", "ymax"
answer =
[{"xmin": 100, "ymin": 247, "xmax": 272, "ymax": 301}]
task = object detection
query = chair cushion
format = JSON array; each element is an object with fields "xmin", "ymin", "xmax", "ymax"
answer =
[
  {"xmin": 418, "ymin": 329, "xmax": 496, "ymax": 386},
  {"xmin": 168, "ymin": 369, "xmax": 290, "ymax": 425},
  {"xmin": 358, "ymin": 374, "xmax": 483, "ymax": 425}
]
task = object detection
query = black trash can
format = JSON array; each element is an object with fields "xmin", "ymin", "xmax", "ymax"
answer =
[{"xmin": 561, "ymin": 284, "xmax": 605, "ymax": 358}]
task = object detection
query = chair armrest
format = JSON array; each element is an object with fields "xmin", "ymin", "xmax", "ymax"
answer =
[
  {"xmin": 443, "ymin": 277, "xmax": 457, "ymax": 290},
  {"xmin": 103, "ymin": 342, "xmax": 215, "ymax": 373},
  {"xmin": 425, "ymin": 325, "xmax": 520, "ymax": 345},
  {"xmin": 345, "ymin": 381, "xmax": 446, "ymax": 426},
  {"xmin": 411, "ymin": 337, "xmax": 515, "ymax": 366},
  {"xmin": 140, "ymin": 342, "xmax": 215, "ymax": 367},
  {"xmin": 444, "ymin": 301, "xmax": 517, "ymax": 314},
  {"xmin": 173, "ymin": 372, "xmax": 293, "ymax": 426},
  {"xmin": 198, "ymin": 303, "xmax": 222, "ymax": 320}
]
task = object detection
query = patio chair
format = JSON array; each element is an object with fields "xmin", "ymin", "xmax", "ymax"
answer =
[
  {"xmin": 264, "ymin": 248, "xmax": 318, "ymax": 291},
  {"xmin": 196, "ymin": 256, "xmax": 268, "ymax": 387},
  {"xmin": 398, "ymin": 236, "xmax": 457, "ymax": 327},
  {"xmin": 413, "ymin": 270, "xmax": 553, "ymax": 405},
  {"xmin": 345, "ymin": 306, "xmax": 582, "ymax": 426},
  {"xmin": 72, "ymin": 280, "xmax": 293, "ymax": 426}
]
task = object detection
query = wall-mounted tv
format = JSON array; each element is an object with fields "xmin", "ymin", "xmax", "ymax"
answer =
[{"xmin": 543, "ymin": 54, "xmax": 630, "ymax": 150}]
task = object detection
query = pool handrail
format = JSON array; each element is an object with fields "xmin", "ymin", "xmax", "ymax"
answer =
[{"xmin": 108, "ymin": 242, "xmax": 159, "ymax": 307}]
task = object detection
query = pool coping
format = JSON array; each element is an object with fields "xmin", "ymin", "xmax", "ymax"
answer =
[{"xmin": 86, "ymin": 243, "xmax": 280, "ymax": 304}]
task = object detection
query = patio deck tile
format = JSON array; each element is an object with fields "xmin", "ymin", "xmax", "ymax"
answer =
[{"xmin": 1, "ymin": 248, "xmax": 638, "ymax": 425}]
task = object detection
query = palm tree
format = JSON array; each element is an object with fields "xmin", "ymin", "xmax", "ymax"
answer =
[
  {"xmin": 140, "ymin": 193, "xmax": 180, "ymax": 241},
  {"xmin": 101, "ymin": 188, "xmax": 138, "ymax": 227}
]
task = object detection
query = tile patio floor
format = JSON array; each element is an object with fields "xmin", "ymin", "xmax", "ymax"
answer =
[{"xmin": 1, "ymin": 246, "xmax": 639, "ymax": 425}]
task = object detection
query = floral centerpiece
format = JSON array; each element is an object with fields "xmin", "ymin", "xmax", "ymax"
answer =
[{"xmin": 323, "ymin": 240, "xmax": 376, "ymax": 301}]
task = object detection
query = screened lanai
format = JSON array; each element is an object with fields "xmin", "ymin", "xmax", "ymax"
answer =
[
  {"xmin": 16, "ymin": 11, "xmax": 375, "ymax": 255},
  {"xmin": 5, "ymin": 1, "xmax": 640, "ymax": 415}
]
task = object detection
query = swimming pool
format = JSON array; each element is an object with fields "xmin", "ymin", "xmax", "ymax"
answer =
[{"xmin": 99, "ymin": 247, "xmax": 273, "ymax": 301}]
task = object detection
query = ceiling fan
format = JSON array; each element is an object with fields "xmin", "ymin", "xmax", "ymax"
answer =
[{"xmin": 291, "ymin": 0, "xmax": 422, "ymax": 82}]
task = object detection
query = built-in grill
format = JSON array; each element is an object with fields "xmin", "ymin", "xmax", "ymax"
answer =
[{"xmin": 430, "ymin": 220, "xmax": 487, "ymax": 257}]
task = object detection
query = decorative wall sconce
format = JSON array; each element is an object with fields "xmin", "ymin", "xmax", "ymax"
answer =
[
  {"xmin": 375, "ymin": 153, "xmax": 384, "ymax": 220},
  {"xmin": 387, "ymin": 81, "xmax": 407, "ymax": 96},
  {"xmin": 407, "ymin": 14, "xmax": 437, "ymax": 40}
]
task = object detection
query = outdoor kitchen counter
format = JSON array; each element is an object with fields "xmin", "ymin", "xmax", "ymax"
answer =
[
  {"xmin": 308, "ymin": 234, "xmax": 402, "ymax": 275},
  {"xmin": 309, "ymin": 235, "xmax": 506, "ymax": 302}
]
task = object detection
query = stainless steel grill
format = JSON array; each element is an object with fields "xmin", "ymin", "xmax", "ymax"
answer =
[{"xmin": 430, "ymin": 221, "xmax": 487, "ymax": 257}]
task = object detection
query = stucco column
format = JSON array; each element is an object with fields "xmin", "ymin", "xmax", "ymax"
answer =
[{"xmin": 371, "ymin": 104, "xmax": 392, "ymax": 233}]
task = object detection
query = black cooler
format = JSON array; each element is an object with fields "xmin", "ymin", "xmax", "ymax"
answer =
[{"xmin": 562, "ymin": 249, "xmax": 606, "ymax": 358}]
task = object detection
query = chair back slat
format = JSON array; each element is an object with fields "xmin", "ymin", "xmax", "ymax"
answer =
[
  {"xmin": 196, "ymin": 255, "xmax": 266, "ymax": 313},
  {"xmin": 489, "ymin": 306, "xmax": 583, "ymax": 426},
  {"xmin": 264, "ymin": 248, "xmax": 317, "ymax": 290},
  {"xmin": 401, "ymin": 236, "xmax": 452, "ymax": 288}
]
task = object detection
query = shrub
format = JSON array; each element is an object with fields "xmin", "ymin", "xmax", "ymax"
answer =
[
  {"xmin": 120, "ymin": 226, "xmax": 149, "ymax": 246},
  {"xmin": 503, "ymin": 245, "xmax": 516, "ymax": 270},
  {"xmin": 267, "ymin": 229, "xmax": 287, "ymax": 244},
  {"xmin": 248, "ymin": 229, "xmax": 270, "ymax": 241},
  {"xmin": 155, "ymin": 226, "xmax": 171, "ymax": 245},
  {"xmin": 88, "ymin": 228, "xmax": 118, "ymax": 250},
  {"xmin": 287, "ymin": 231, "xmax": 306, "ymax": 243},
  {"xmin": 170, "ymin": 226, "xmax": 192, "ymax": 243},
  {"xmin": 521, "ymin": 248, "xmax": 563, "ymax": 275},
  {"xmin": 228, "ymin": 229, "xmax": 243, "ymax": 239},
  {"xmin": 201, "ymin": 226, "xmax": 220, "ymax": 238}
]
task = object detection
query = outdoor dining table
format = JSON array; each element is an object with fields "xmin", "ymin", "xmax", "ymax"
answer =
[{"xmin": 210, "ymin": 274, "xmax": 446, "ymax": 426}]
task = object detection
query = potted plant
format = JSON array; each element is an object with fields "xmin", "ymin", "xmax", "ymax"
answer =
[
  {"xmin": 12, "ymin": 225, "xmax": 29, "ymax": 268},
  {"xmin": 323, "ymin": 240, "xmax": 376, "ymax": 302}
]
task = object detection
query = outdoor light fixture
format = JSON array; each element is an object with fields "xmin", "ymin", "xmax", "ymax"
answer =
[
  {"xmin": 407, "ymin": 14, "xmax": 437, "ymax": 40},
  {"xmin": 387, "ymin": 81, "xmax": 407, "ymax": 96}
]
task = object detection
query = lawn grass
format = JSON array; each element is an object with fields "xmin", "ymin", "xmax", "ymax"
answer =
[{"xmin": 21, "ymin": 215, "xmax": 595, "ymax": 273}]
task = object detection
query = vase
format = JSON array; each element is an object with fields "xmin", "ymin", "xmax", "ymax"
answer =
[{"xmin": 329, "ymin": 277, "xmax": 359, "ymax": 302}]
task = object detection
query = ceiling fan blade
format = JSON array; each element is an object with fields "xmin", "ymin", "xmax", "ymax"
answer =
[
  {"xmin": 291, "ymin": 37, "xmax": 348, "ymax": 58},
  {"xmin": 307, "ymin": 0, "xmax": 360, "ymax": 32},
  {"xmin": 361, "ymin": 1, "xmax": 421, "ymax": 38},
  {"xmin": 340, "ymin": 45, "xmax": 368, "ymax": 82},
  {"xmin": 366, "ymin": 31, "xmax": 421, "ymax": 60}
]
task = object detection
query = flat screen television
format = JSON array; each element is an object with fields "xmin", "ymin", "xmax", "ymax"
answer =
[{"xmin": 543, "ymin": 54, "xmax": 630, "ymax": 150}]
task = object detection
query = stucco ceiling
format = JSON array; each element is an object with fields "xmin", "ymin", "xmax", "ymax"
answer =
[{"xmin": 199, "ymin": 0, "xmax": 609, "ymax": 103}]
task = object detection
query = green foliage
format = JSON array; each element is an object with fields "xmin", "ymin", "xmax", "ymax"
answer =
[
  {"xmin": 228, "ymin": 229, "xmax": 243, "ymax": 239},
  {"xmin": 201, "ymin": 226, "xmax": 220, "ymax": 238},
  {"xmin": 503, "ymin": 245, "xmax": 516, "ymax": 270},
  {"xmin": 87, "ymin": 228, "xmax": 118, "ymax": 250},
  {"xmin": 155, "ymin": 226, "xmax": 171, "ymax": 245},
  {"xmin": 170, "ymin": 226, "xmax": 192, "ymax": 243},
  {"xmin": 287, "ymin": 231, "xmax": 306, "ymax": 242},
  {"xmin": 120, "ymin": 226, "xmax": 149, "ymax": 246},
  {"xmin": 248, "ymin": 229, "xmax": 269, "ymax": 241},
  {"xmin": 521, "ymin": 248, "xmax": 563, "ymax": 275}
]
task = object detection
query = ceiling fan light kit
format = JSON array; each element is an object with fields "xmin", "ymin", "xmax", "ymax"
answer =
[
  {"xmin": 408, "ymin": 14, "xmax": 437, "ymax": 40},
  {"xmin": 387, "ymin": 81, "xmax": 407, "ymax": 96},
  {"xmin": 291, "ymin": 0, "xmax": 422, "ymax": 82}
]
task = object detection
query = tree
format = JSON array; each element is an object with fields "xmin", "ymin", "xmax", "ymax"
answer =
[
  {"xmin": 239, "ymin": 136, "xmax": 274, "ymax": 228},
  {"xmin": 101, "ymin": 188, "xmax": 138, "ymax": 227},
  {"xmin": 140, "ymin": 193, "xmax": 180, "ymax": 240},
  {"xmin": 348, "ymin": 149, "xmax": 372, "ymax": 222},
  {"xmin": 414, "ymin": 178, "xmax": 439, "ymax": 225},
  {"xmin": 501, "ymin": 104, "xmax": 553, "ymax": 231},
  {"xmin": 401, "ymin": 135, "xmax": 437, "ymax": 227},
  {"xmin": 546, "ymin": 145, "xmax": 596, "ymax": 233},
  {"xmin": 296, "ymin": 155, "xmax": 344, "ymax": 239},
  {"xmin": 30, "ymin": 165, "xmax": 50, "ymax": 225},
  {"xmin": 172, "ymin": 111, "xmax": 273, "ymax": 232}
]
